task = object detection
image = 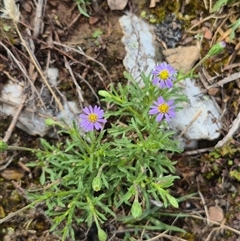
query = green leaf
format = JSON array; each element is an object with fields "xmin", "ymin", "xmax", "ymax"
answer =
[
  {"xmin": 211, "ymin": 0, "xmax": 230, "ymax": 12},
  {"xmin": 0, "ymin": 141, "xmax": 8, "ymax": 151},
  {"xmin": 77, "ymin": 3, "xmax": 90, "ymax": 17},
  {"xmin": 92, "ymin": 176, "xmax": 102, "ymax": 192},
  {"xmin": 166, "ymin": 194, "xmax": 179, "ymax": 208},
  {"xmin": 3, "ymin": 25, "xmax": 11, "ymax": 32},
  {"xmin": 131, "ymin": 201, "xmax": 142, "ymax": 219},
  {"xmin": 98, "ymin": 228, "xmax": 107, "ymax": 241},
  {"xmin": 92, "ymin": 29, "xmax": 103, "ymax": 38},
  {"xmin": 40, "ymin": 170, "xmax": 46, "ymax": 185}
]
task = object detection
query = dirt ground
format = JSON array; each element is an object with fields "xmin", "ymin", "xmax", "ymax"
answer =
[{"xmin": 0, "ymin": 0, "xmax": 240, "ymax": 240}]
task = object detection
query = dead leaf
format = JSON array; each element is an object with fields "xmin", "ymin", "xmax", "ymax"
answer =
[
  {"xmin": 107, "ymin": 0, "xmax": 128, "ymax": 10},
  {"xmin": 202, "ymin": 26, "xmax": 212, "ymax": 40},
  {"xmin": 22, "ymin": 2, "xmax": 32, "ymax": 12},
  {"xmin": 1, "ymin": 169, "xmax": 24, "ymax": 180},
  {"xmin": 208, "ymin": 87, "xmax": 219, "ymax": 96},
  {"xmin": 149, "ymin": 0, "xmax": 160, "ymax": 8},
  {"xmin": 209, "ymin": 205, "xmax": 224, "ymax": 222}
]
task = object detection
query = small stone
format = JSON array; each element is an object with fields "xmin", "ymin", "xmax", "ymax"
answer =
[
  {"xmin": 89, "ymin": 16, "xmax": 99, "ymax": 25},
  {"xmin": 209, "ymin": 205, "xmax": 224, "ymax": 222},
  {"xmin": 107, "ymin": 0, "xmax": 128, "ymax": 10},
  {"xmin": 163, "ymin": 46, "xmax": 200, "ymax": 74},
  {"xmin": 202, "ymin": 26, "xmax": 212, "ymax": 40}
]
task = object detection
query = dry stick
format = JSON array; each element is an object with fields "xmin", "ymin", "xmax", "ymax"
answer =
[
  {"xmin": 0, "ymin": 98, "xmax": 51, "ymax": 119},
  {"xmin": 3, "ymin": 94, "xmax": 27, "ymax": 142},
  {"xmin": 0, "ymin": 153, "xmax": 18, "ymax": 170},
  {"xmin": 146, "ymin": 233, "xmax": 187, "ymax": 241},
  {"xmin": 140, "ymin": 220, "xmax": 150, "ymax": 241},
  {"xmin": 227, "ymin": 40, "xmax": 240, "ymax": 65},
  {"xmin": 187, "ymin": 14, "xmax": 227, "ymax": 32},
  {"xmin": 53, "ymin": 41, "xmax": 113, "ymax": 83},
  {"xmin": 205, "ymin": 223, "xmax": 226, "ymax": 241},
  {"xmin": 14, "ymin": 24, "xmax": 63, "ymax": 110},
  {"xmin": 223, "ymin": 62, "xmax": 240, "ymax": 71},
  {"xmin": 197, "ymin": 182, "xmax": 210, "ymax": 225},
  {"xmin": 209, "ymin": 0, "xmax": 212, "ymax": 12},
  {"xmin": 0, "ymin": 42, "xmax": 47, "ymax": 143},
  {"xmin": 0, "ymin": 205, "xmax": 31, "ymax": 224},
  {"xmin": 64, "ymin": 56, "xmax": 84, "ymax": 104},
  {"xmin": 178, "ymin": 110, "xmax": 202, "ymax": 138},
  {"xmin": 188, "ymin": 214, "xmax": 240, "ymax": 236},
  {"xmin": 210, "ymin": 14, "xmax": 230, "ymax": 46},
  {"xmin": 77, "ymin": 73, "xmax": 100, "ymax": 105},
  {"xmin": 200, "ymin": 72, "xmax": 240, "ymax": 94},
  {"xmin": 33, "ymin": 0, "xmax": 46, "ymax": 38},
  {"xmin": 52, "ymin": 28, "xmax": 84, "ymax": 105},
  {"xmin": 215, "ymin": 111, "xmax": 240, "ymax": 147},
  {"xmin": 183, "ymin": 147, "xmax": 214, "ymax": 156},
  {"xmin": 0, "ymin": 42, "xmax": 46, "ymax": 108},
  {"xmin": 0, "ymin": 197, "xmax": 46, "ymax": 225},
  {"xmin": 198, "ymin": 70, "xmax": 222, "ymax": 114}
]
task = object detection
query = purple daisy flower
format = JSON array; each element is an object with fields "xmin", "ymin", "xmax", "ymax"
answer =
[
  {"xmin": 79, "ymin": 105, "xmax": 107, "ymax": 132},
  {"xmin": 149, "ymin": 97, "xmax": 175, "ymax": 122},
  {"xmin": 152, "ymin": 62, "xmax": 177, "ymax": 88}
]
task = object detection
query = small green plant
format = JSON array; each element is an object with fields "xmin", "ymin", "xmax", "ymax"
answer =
[
  {"xmin": 211, "ymin": 0, "xmax": 239, "ymax": 40},
  {"xmin": 73, "ymin": 0, "xmax": 90, "ymax": 17},
  {"xmin": 211, "ymin": 0, "xmax": 238, "ymax": 12},
  {"xmin": 0, "ymin": 42, "xmax": 226, "ymax": 240}
]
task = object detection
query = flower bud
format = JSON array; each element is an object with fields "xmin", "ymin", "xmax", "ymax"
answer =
[
  {"xmin": 92, "ymin": 176, "xmax": 102, "ymax": 192},
  {"xmin": 45, "ymin": 118, "xmax": 59, "ymax": 126},
  {"xmin": 98, "ymin": 228, "xmax": 107, "ymax": 241},
  {"xmin": 98, "ymin": 90, "xmax": 111, "ymax": 98},
  {"xmin": 0, "ymin": 141, "xmax": 8, "ymax": 152},
  {"xmin": 45, "ymin": 118, "xmax": 64, "ymax": 128},
  {"xmin": 207, "ymin": 41, "xmax": 226, "ymax": 57},
  {"xmin": 131, "ymin": 200, "xmax": 142, "ymax": 219}
]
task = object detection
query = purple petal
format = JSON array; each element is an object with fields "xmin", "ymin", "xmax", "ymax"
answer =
[
  {"xmin": 83, "ymin": 107, "xmax": 90, "ymax": 115},
  {"xmin": 157, "ymin": 97, "xmax": 164, "ymax": 104},
  {"xmin": 166, "ymin": 79, "xmax": 173, "ymax": 88},
  {"xmin": 89, "ymin": 105, "xmax": 94, "ymax": 113},
  {"xmin": 86, "ymin": 122, "xmax": 94, "ymax": 131},
  {"xmin": 149, "ymin": 107, "xmax": 159, "ymax": 115},
  {"xmin": 152, "ymin": 70, "xmax": 160, "ymax": 75},
  {"xmin": 156, "ymin": 113, "xmax": 164, "ymax": 122},
  {"xmin": 97, "ymin": 118, "xmax": 107, "ymax": 123},
  {"xmin": 165, "ymin": 114, "xmax": 171, "ymax": 122},
  {"xmin": 79, "ymin": 113, "xmax": 88, "ymax": 119},
  {"xmin": 94, "ymin": 122, "xmax": 103, "ymax": 130},
  {"xmin": 97, "ymin": 110, "xmax": 104, "ymax": 118},
  {"xmin": 152, "ymin": 77, "xmax": 159, "ymax": 85},
  {"xmin": 167, "ymin": 99, "xmax": 174, "ymax": 106},
  {"xmin": 158, "ymin": 80, "xmax": 165, "ymax": 88},
  {"xmin": 168, "ymin": 109, "xmax": 175, "ymax": 118}
]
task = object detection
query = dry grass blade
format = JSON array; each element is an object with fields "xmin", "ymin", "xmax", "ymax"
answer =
[
  {"xmin": 1, "ymin": 0, "xmax": 63, "ymax": 111},
  {"xmin": 2, "ymin": 0, "xmax": 20, "ymax": 23}
]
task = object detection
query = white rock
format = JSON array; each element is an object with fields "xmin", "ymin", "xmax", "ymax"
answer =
[
  {"xmin": 47, "ymin": 67, "xmax": 59, "ymax": 87},
  {"xmin": 119, "ymin": 13, "xmax": 222, "ymax": 142},
  {"xmin": 119, "ymin": 13, "xmax": 157, "ymax": 87},
  {"xmin": 1, "ymin": 74, "xmax": 80, "ymax": 136},
  {"xmin": 170, "ymin": 78, "xmax": 221, "ymax": 140}
]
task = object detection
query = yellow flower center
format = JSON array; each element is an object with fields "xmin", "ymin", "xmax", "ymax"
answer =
[
  {"xmin": 88, "ymin": 113, "xmax": 98, "ymax": 123},
  {"xmin": 159, "ymin": 70, "xmax": 169, "ymax": 80},
  {"xmin": 158, "ymin": 103, "xmax": 169, "ymax": 113}
]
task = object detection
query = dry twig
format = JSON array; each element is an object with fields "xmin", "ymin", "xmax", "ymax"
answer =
[{"xmin": 53, "ymin": 41, "xmax": 113, "ymax": 83}]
